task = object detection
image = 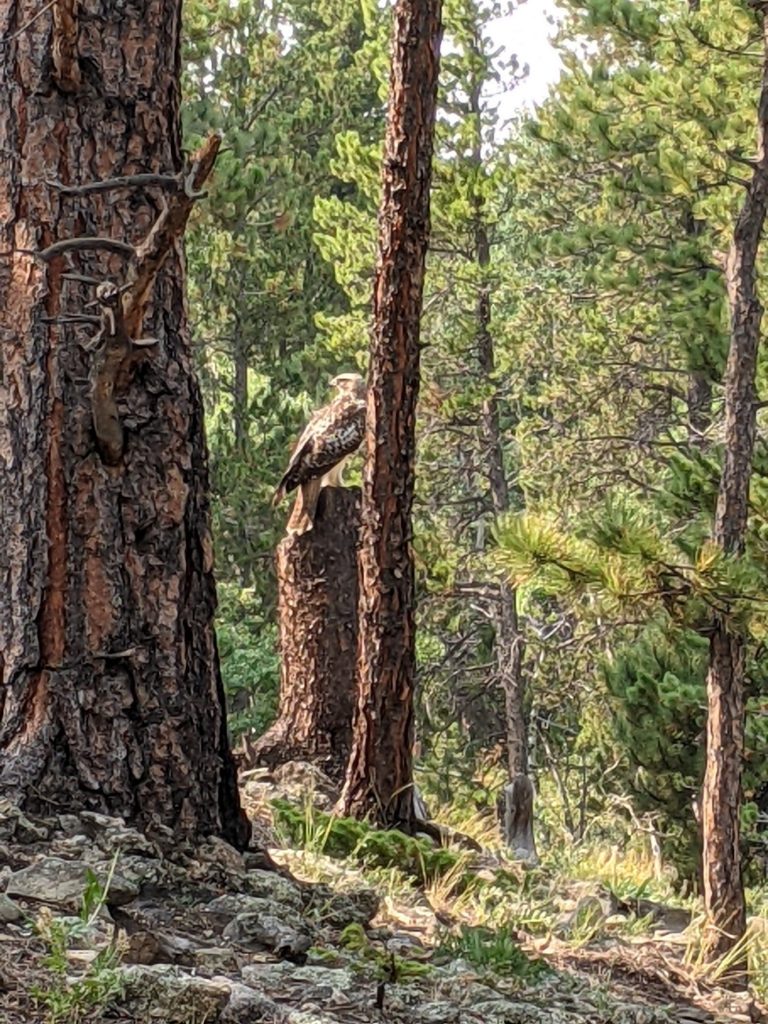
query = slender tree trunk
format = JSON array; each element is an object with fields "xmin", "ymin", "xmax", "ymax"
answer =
[
  {"xmin": 475, "ymin": 227, "xmax": 527, "ymax": 780},
  {"xmin": 233, "ymin": 329, "xmax": 249, "ymax": 451},
  {"xmin": 701, "ymin": 11, "xmax": 768, "ymax": 971},
  {"xmin": 337, "ymin": 0, "xmax": 443, "ymax": 829},
  {"xmin": 252, "ymin": 488, "xmax": 360, "ymax": 784},
  {"xmin": 0, "ymin": 0, "xmax": 248, "ymax": 847},
  {"xmin": 468, "ymin": 61, "xmax": 533, "ymax": 855}
]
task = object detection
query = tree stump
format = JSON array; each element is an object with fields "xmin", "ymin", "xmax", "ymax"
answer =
[
  {"xmin": 252, "ymin": 487, "xmax": 360, "ymax": 784},
  {"xmin": 498, "ymin": 774, "xmax": 538, "ymax": 863}
]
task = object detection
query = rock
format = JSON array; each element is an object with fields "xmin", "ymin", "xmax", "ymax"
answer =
[
  {"xmin": 220, "ymin": 980, "xmax": 285, "ymax": 1023},
  {"xmin": 194, "ymin": 946, "xmax": 239, "ymax": 974},
  {"xmin": 386, "ymin": 932, "xmax": 428, "ymax": 958},
  {"xmin": 241, "ymin": 962, "xmax": 355, "ymax": 1003},
  {"xmin": 224, "ymin": 909, "xmax": 312, "ymax": 960},
  {"xmin": 0, "ymin": 802, "xmax": 49, "ymax": 844},
  {"xmin": 119, "ymin": 964, "xmax": 231, "ymax": 1022},
  {"xmin": 0, "ymin": 894, "xmax": 21, "ymax": 922},
  {"xmin": 123, "ymin": 930, "xmax": 165, "ymax": 965},
  {"xmin": 6, "ymin": 857, "xmax": 138, "ymax": 909},
  {"xmin": 419, "ymin": 1003, "xmax": 462, "ymax": 1023},
  {"xmin": 305, "ymin": 885, "xmax": 379, "ymax": 927},
  {"xmin": 78, "ymin": 811, "xmax": 159, "ymax": 857},
  {"xmin": 197, "ymin": 835, "xmax": 246, "ymax": 875},
  {"xmin": 109, "ymin": 853, "xmax": 163, "ymax": 887},
  {"xmin": 270, "ymin": 761, "xmax": 339, "ymax": 810},
  {"xmin": 244, "ymin": 868, "xmax": 303, "ymax": 909},
  {"xmin": 472, "ymin": 1000, "xmax": 574, "ymax": 1023}
]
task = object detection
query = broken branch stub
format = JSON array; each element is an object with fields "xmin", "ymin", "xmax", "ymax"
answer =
[
  {"xmin": 122, "ymin": 133, "xmax": 221, "ymax": 337},
  {"xmin": 90, "ymin": 282, "xmax": 132, "ymax": 465},
  {"xmin": 39, "ymin": 134, "xmax": 221, "ymax": 465}
]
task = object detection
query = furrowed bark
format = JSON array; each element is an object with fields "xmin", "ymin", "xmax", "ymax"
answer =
[
  {"xmin": 700, "ymin": 7, "xmax": 768, "ymax": 973},
  {"xmin": 252, "ymin": 488, "xmax": 360, "ymax": 785},
  {"xmin": 337, "ymin": 0, "xmax": 443, "ymax": 830},
  {"xmin": 0, "ymin": 0, "xmax": 248, "ymax": 848}
]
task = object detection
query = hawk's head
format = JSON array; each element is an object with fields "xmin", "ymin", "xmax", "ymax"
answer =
[{"xmin": 330, "ymin": 372, "xmax": 365, "ymax": 399}]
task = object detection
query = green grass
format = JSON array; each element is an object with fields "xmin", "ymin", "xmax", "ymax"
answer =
[{"xmin": 30, "ymin": 857, "xmax": 125, "ymax": 1024}]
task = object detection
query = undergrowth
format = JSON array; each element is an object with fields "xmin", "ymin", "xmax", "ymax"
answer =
[{"xmin": 30, "ymin": 857, "xmax": 124, "ymax": 1024}]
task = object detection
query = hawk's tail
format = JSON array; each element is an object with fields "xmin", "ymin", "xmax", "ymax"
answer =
[
  {"xmin": 287, "ymin": 478, "xmax": 322, "ymax": 535},
  {"xmin": 271, "ymin": 482, "xmax": 286, "ymax": 508}
]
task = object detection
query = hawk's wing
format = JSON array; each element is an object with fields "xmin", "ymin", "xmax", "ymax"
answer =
[{"xmin": 272, "ymin": 394, "xmax": 365, "ymax": 506}]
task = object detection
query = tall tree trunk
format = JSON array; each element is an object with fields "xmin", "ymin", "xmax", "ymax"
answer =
[
  {"xmin": 468, "ymin": 60, "xmax": 533, "ymax": 856},
  {"xmin": 475, "ymin": 225, "xmax": 527, "ymax": 782},
  {"xmin": 252, "ymin": 488, "xmax": 360, "ymax": 785},
  {"xmin": 337, "ymin": 0, "xmax": 443, "ymax": 829},
  {"xmin": 0, "ymin": 0, "xmax": 249, "ymax": 848},
  {"xmin": 701, "ymin": 11, "xmax": 768, "ymax": 970}
]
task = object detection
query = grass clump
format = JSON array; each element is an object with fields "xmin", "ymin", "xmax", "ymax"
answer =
[
  {"xmin": 340, "ymin": 923, "xmax": 432, "ymax": 983},
  {"xmin": 436, "ymin": 923, "xmax": 550, "ymax": 981},
  {"xmin": 30, "ymin": 859, "xmax": 124, "ymax": 1024},
  {"xmin": 271, "ymin": 798, "xmax": 466, "ymax": 886}
]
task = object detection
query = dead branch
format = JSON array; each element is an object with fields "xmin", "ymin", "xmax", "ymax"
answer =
[
  {"xmin": 89, "ymin": 282, "xmax": 134, "ymax": 465},
  {"xmin": 52, "ymin": 0, "xmax": 80, "ymax": 92},
  {"xmin": 122, "ymin": 133, "xmax": 221, "ymax": 336},
  {"xmin": 48, "ymin": 173, "xmax": 183, "ymax": 196},
  {"xmin": 39, "ymin": 134, "xmax": 221, "ymax": 465},
  {"xmin": 39, "ymin": 237, "xmax": 136, "ymax": 261}
]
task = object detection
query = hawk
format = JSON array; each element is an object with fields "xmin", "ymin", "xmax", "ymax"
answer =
[{"xmin": 272, "ymin": 372, "xmax": 367, "ymax": 535}]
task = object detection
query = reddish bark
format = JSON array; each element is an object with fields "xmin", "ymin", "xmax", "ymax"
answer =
[
  {"xmin": 700, "ymin": 11, "xmax": 768, "ymax": 971},
  {"xmin": 0, "ymin": 0, "xmax": 248, "ymax": 848},
  {"xmin": 337, "ymin": 0, "xmax": 443, "ymax": 829},
  {"xmin": 252, "ymin": 488, "xmax": 360, "ymax": 784}
]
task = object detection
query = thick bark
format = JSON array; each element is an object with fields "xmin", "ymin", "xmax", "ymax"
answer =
[
  {"xmin": 252, "ymin": 488, "xmax": 360, "ymax": 784},
  {"xmin": 0, "ymin": 0, "xmax": 249, "ymax": 847},
  {"xmin": 337, "ymin": 0, "xmax": 443, "ymax": 829},
  {"xmin": 700, "ymin": 11, "xmax": 768, "ymax": 970}
]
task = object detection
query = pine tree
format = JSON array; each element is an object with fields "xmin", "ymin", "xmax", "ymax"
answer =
[{"xmin": 0, "ymin": 0, "xmax": 248, "ymax": 846}]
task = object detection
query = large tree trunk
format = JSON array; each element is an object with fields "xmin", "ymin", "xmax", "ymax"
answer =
[
  {"xmin": 700, "ymin": 12, "xmax": 768, "ymax": 971},
  {"xmin": 252, "ymin": 488, "xmax": 360, "ymax": 784},
  {"xmin": 0, "ymin": 0, "xmax": 249, "ymax": 848},
  {"xmin": 337, "ymin": 0, "xmax": 443, "ymax": 829}
]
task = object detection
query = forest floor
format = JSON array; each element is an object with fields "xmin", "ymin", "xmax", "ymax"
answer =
[{"xmin": 0, "ymin": 765, "xmax": 765, "ymax": 1024}]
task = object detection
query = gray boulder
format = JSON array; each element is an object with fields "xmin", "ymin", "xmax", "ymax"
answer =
[{"xmin": 6, "ymin": 856, "xmax": 138, "ymax": 909}]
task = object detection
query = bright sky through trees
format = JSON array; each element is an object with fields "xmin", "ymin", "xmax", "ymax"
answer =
[{"xmin": 492, "ymin": 0, "xmax": 562, "ymax": 116}]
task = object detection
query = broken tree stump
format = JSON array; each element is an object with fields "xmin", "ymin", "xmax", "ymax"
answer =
[
  {"xmin": 498, "ymin": 774, "xmax": 538, "ymax": 864},
  {"xmin": 251, "ymin": 487, "xmax": 360, "ymax": 785}
]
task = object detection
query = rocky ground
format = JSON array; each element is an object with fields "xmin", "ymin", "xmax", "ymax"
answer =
[{"xmin": 0, "ymin": 766, "xmax": 763, "ymax": 1024}]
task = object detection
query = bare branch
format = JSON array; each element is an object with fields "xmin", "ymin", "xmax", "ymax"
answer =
[
  {"xmin": 123, "ymin": 133, "xmax": 221, "ymax": 336},
  {"xmin": 0, "ymin": 0, "xmax": 57, "ymax": 45},
  {"xmin": 39, "ymin": 237, "xmax": 136, "ymax": 261},
  {"xmin": 48, "ymin": 173, "xmax": 184, "ymax": 197}
]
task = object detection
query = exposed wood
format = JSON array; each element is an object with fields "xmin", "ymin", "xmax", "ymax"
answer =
[
  {"xmin": 0, "ymin": 0, "xmax": 248, "ymax": 848},
  {"xmin": 700, "ymin": 7, "xmax": 768, "ymax": 973},
  {"xmin": 337, "ymin": 0, "xmax": 443, "ymax": 829},
  {"xmin": 252, "ymin": 488, "xmax": 360, "ymax": 784}
]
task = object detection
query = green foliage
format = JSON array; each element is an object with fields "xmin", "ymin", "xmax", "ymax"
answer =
[
  {"xmin": 340, "ymin": 923, "xmax": 433, "ymax": 982},
  {"xmin": 216, "ymin": 582, "xmax": 279, "ymax": 741},
  {"xmin": 270, "ymin": 798, "xmax": 465, "ymax": 885},
  {"xmin": 183, "ymin": 0, "xmax": 768, "ymax": 895},
  {"xmin": 436, "ymin": 923, "xmax": 549, "ymax": 980},
  {"xmin": 31, "ymin": 860, "xmax": 124, "ymax": 1024}
]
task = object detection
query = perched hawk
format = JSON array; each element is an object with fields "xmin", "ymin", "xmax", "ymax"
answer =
[{"xmin": 272, "ymin": 373, "xmax": 366, "ymax": 535}]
